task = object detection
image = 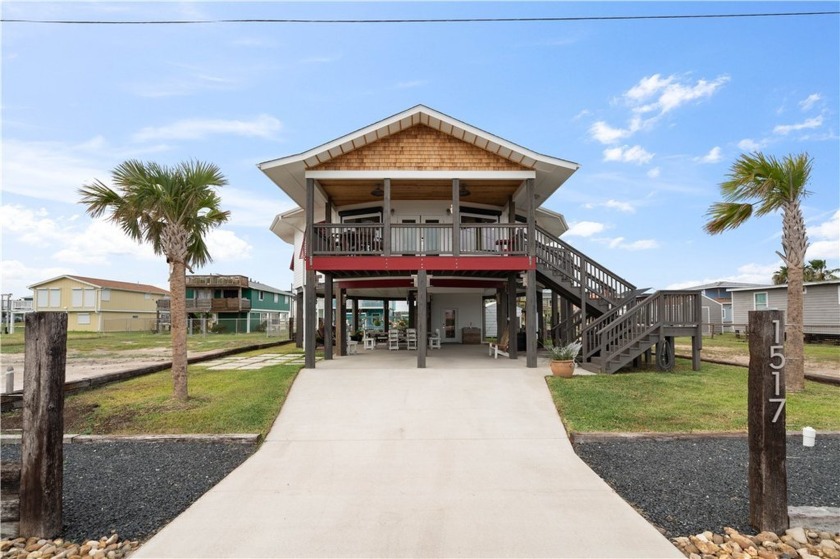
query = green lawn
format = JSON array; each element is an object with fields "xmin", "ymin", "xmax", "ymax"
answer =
[
  {"xmin": 547, "ymin": 359, "xmax": 840, "ymax": 433},
  {"xmin": 1, "ymin": 347, "xmax": 305, "ymax": 437},
  {"xmin": 676, "ymin": 332, "xmax": 840, "ymax": 361},
  {"xmin": 0, "ymin": 330, "xmax": 284, "ymax": 355}
]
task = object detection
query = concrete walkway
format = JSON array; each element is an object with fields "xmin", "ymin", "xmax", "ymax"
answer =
[{"xmin": 135, "ymin": 346, "xmax": 680, "ymax": 558}]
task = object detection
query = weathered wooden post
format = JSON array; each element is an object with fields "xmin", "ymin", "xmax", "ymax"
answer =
[
  {"xmin": 20, "ymin": 312, "xmax": 67, "ymax": 538},
  {"xmin": 748, "ymin": 309, "xmax": 788, "ymax": 533}
]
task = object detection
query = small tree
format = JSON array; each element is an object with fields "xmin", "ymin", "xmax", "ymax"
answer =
[
  {"xmin": 79, "ymin": 160, "xmax": 229, "ymax": 401},
  {"xmin": 704, "ymin": 152, "xmax": 811, "ymax": 392}
]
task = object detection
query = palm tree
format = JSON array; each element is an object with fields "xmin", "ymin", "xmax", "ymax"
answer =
[
  {"xmin": 771, "ymin": 265, "xmax": 789, "ymax": 286},
  {"xmin": 804, "ymin": 259, "xmax": 839, "ymax": 282},
  {"xmin": 79, "ymin": 160, "xmax": 229, "ymax": 401},
  {"xmin": 704, "ymin": 152, "xmax": 811, "ymax": 392}
]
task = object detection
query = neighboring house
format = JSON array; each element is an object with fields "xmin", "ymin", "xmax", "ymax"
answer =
[
  {"xmin": 176, "ymin": 274, "xmax": 293, "ymax": 334},
  {"xmin": 1, "ymin": 295, "xmax": 33, "ymax": 334},
  {"xmin": 729, "ymin": 280, "xmax": 840, "ymax": 340},
  {"xmin": 260, "ymin": 105, "xmax": 702, "ymax": 372},
  {"xmin": 28, "ymin": 275, "xmax": 168, "ymax": 332},
  {"xmin": 683, "ymin": 281, "xmax": 764, "ymax": 333},
  {"xmin": 700, "ymin": 295, "xmax": 724, "ymax": 336}
]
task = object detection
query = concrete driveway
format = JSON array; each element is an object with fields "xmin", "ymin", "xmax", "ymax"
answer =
[{"xmin": 135, "ymin": 347, "xmax": 680, "ymax": 558}]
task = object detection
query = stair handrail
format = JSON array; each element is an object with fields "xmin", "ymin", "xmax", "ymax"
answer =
[
  {"xmin": 534, "ymin": 226, "xmax": 636, "ymax": 307},
  {"xmin": 587, "ymin": 290, "xmax": 702, "ymax": 367}
]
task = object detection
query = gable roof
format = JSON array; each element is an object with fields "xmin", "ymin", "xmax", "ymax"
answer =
[
  {"xmin": 685, "ymin": 281, "xmax": 767, "ymax": 290},
  {"xmin": 29, "ymin": 275, "xmax": 169, "ymax": 295},
  {"xmin": 258, "ymin": 104, "xmax": 580, "ymax": 209},
  {"xmin": 729, "ymin": 279, "xmax": 840, "ymax": 292}
]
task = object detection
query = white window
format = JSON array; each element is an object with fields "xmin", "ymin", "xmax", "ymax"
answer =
[
  {"xmin": 77, "ymin": 313, "xmax": 90, "ymax": 325},
  {"xmin": 37, "ymin": 289, "xmax": 49, "ymax": 308},
  {"xmin": 72, "ymin": 288, "xmax": 96, "ymax": 308},
  {"xmin": 274, "ymin": 293, "xmax": 279, "ymax": 303},
  {"xmin": 49, "ymin": 289, "xmax": 61, "ymax": 308},
  {"xmin": 258, "ymin": 291, "xmax": 264, "ymax": 301},
  {"xmin": 101, "ymin": 289, "xmax": 111, "ymax": 302},
  {"xmin": 145, "ymin": 293, "xmax": 151, "ymax": 299},
  {"xmin": 722, "ymin": 305, "xmax": 732, "ymax": 321},
  {"xmin": 754, "ymin": 292, "xmax": 768, "ymax": 310}
]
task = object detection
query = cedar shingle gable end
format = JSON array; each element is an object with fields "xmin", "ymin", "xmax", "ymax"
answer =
[{"xmin": 308, "ymin": 124, "xmax": 531, "ymax": 172}]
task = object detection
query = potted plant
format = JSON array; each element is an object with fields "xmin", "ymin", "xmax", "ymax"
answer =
[{"xmin": 545, "ymin": 341, "xmax": 582, "ymax": 378}]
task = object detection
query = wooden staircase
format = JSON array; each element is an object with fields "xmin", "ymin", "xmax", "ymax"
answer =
[{"xmin": 534, "ymin": 226, "xmax": 703, "ymax": 374}]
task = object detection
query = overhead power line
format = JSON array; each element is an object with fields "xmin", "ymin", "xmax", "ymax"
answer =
[{"xmin": 2, "ymin": 11, "xmax": 839, "ymax": 25}]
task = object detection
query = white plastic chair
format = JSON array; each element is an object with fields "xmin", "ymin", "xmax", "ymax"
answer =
[
  {"xmin": 347, "ymin": 332, "xmax": 358, "ymax": 355},
  {"xmin": 388, "ymin": 329, "xmax": 400, "ymax": 351},
  {"xmin": 406, "ymin": 328, "xmax": 417, "ymax": 350},
  {"xmin": 363, "ymin": 330, "xmax": 376, "ymax": 350},
  {"xmin": 428, "ymin": 328, "xmax": 441, "ymax": 349}
]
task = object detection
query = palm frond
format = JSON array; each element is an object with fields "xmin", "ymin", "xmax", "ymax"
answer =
[{"xmin": 703, "ymin": 202, "xmax": 754, "ymax": 235}]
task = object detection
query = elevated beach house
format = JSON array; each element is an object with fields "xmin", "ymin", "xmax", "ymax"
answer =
[{"xmin": 259, "ymin": 105, "xmax": 702, "ymax": 371}]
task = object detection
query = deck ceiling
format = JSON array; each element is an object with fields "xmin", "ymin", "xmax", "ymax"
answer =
[{"xmin": 318, "ymin": 179, "xmax": 521, "ymax": 207}]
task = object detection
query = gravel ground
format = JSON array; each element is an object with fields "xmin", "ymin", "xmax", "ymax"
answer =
[
  {"xmin": 574, "ymin": 434, "xmax": 840, "ymax": 538},
  {"xmin": 1, "ymin": 441, "xmax": 255, "ymax": 542},
  {"xmin": 2, "ymin": 436, "xmax": 836, "ymax": 544}
]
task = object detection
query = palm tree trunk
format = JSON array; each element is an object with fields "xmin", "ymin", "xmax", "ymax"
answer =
[
  {"xmin": 170, "ymin": 259, "xmax": 189, "ymax": 401},
  {"xmin": 782, "ymin": 199, "xmax": 808, "ymax": 393}
]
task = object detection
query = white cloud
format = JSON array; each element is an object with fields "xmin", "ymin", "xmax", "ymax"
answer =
[
  {"xmin": 589, "ymin": 121, "xmax": 631, "ymax": 144},
  {"xmin": 773, "ymin": 116, "xmax": 824, "ymax": 136},
  {"xmin": 589, "ymin": 73, "xmax": 728, "ymax": 145},
  {"xmin": 133, "ymin": 114, "xmax": 282, "ymax": 142},
  {"xmin": 564, "ymin": 221, "xmax": 606, "ymax": 237},
  {"xmin": 806, "ymin": 210, "xmax": 840, "ymax": 260},
  {"xmin": 220, "ymin": 186, "xmax": 293, "ymax": 228},
  {"xmin": 584, "ymin": 199, "xmax": 636, "ymax": 213},
  {"xmin": 605, "ymin": 237, "xmax": 659, "ymax": 251},
  {"xmin": 624, "ymin": 73, "xmax": 729, "ymax": 115},
  {"xmin": 205, "ymin": 229, "xmax": 253, "ymax": 261},
  {"xmin": 738, "ymin": 138, "xmax": 763, "ymax": 152},
  {"xmin": 667, "ymin": 262, "xmax": 778, "ymax": 288},
  {"xmin": 799, "ymin": 93, "xmax": 822, "ymax": 111},
  {"xmin": 697, "ymin": 146, "xmax": 723, "ymax": 164},
  {"xmin": 395, "ymin": 80, "xmax": 428, "ymax": 89},
  {"xmin": 2, "ymin": 139, "xmax": 110, "ymax": 203},
  {"xmin": 52, "ymin": 220, "xmax": 159, "ymax": 265},
  {"xmin": 603, "ymin": 145, "xmax": 654, "ymax": 165},
  {"xmin": 647, "ymin": 167, "xmax": 661, "ymax": 179},
  {"xmin": 0, "ymin": 260, "xmax": 75, "ymax": 298}
]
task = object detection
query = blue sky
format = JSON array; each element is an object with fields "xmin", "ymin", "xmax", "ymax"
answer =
[{"xmin": 2, "ymin": 1, "xmax": 838, "ymax": 298}]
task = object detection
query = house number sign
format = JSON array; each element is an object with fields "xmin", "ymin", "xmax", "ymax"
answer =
[
  {"xmin": 768, "ymin": 319, "xmax": 786, "ymax": 423},
  {"xmin": 747, "ymin": 309, "xmax": 788, "ymax": 533}
]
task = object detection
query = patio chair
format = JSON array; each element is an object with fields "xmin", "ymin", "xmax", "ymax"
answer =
[
  {"xmin": 346, "ymin": 332, "xmax": 358, "ymax": 355},
  {"xmin": 488, "ymin": 329, "xmax": 509, "ymax": 358},
  {"xmin": 406, "ymin": 328, "xmax": 417, "ymax": 350},
  {"xmin": 363, "ymin": 330, "xmax": 376, "ymax": 350},
  {"xmin": 428, "ymin": 328, "xmax": 441, "ymax": 349},
  {"xmin": 388, "ymin": 329, "xmax": 400, "ymax": 351}
]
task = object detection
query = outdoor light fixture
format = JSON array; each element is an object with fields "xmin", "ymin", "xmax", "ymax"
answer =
[
  {"xmin": 459, "ymin": 183, "xmax": 471, "ymax": 197},
  {"xmin": 370, "ymin": 183, "xmax": 384, "ymax": 197}
]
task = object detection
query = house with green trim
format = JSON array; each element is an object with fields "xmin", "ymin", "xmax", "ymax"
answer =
[{"xmin": 181, "ymin": 274, "xmax": 293, "ymax": 333}]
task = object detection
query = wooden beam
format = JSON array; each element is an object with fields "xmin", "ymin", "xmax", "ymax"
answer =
[
  {"xmin": 417, "ymin": 270, "xmax": 428, "ymax": 368},
  {"xmin": 383, "ymin": 178, "xmax": 391, "ymax": 256},
  {"xmin": 295, "ymin": 291, "xmax": 303, "ymax": 348},
  {"xmin": 452, "ymin": 179, "xmax": 460, "ymax": 257},
  {"xmin": 351, "ymin": 299, "xmax": 359, "ymax": 334},
  {"xmin": 324, "ymin": 274, "xmax": 333, "ymax": 360},
  {"xmin": 408, "ymin": 290, "xmax": 416, "ymax": 329},
  {"xmin": 748, "ymin": 309, "xmax": 788, "ymax": 533},
  {"xmin": 526, "ymin": 270, "xmax": 537, "ymax": 367},
  {"xmin": 551, "ymin": 292, "xmax": 559, "ymax": 346},
  {"xmin": 526, "ymin": 178, "xmax": 535, "ymax": 258},
  {"xmin": 304, "ymin": 269, "xmax": 316, "ymax": 368},
  {"xmin": 20, "ymin": 312, "xmax": 66, "ymax": 538},
  {"xmin": 337, "ymin": 289, "xmax": 346, "ymax": 356},
  {"xmin": 507, "ymin": 273, "xmax": 518, "ymax": 359}
]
